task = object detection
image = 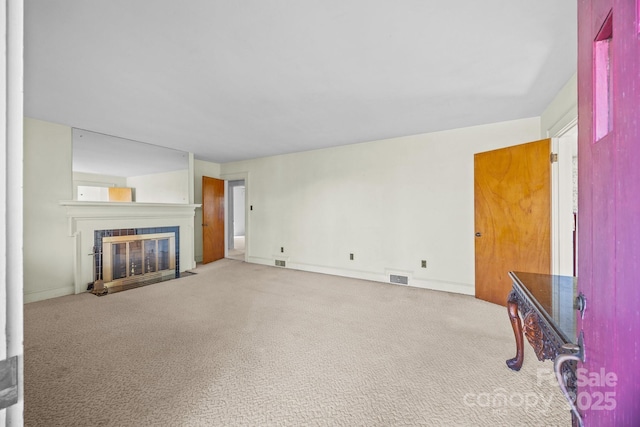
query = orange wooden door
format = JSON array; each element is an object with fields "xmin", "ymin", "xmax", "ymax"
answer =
[
  {"xmin": 474, "ymin": 139, "xmax": 551, "ymax": 306},
  {"xmin": 202, "ymin": 176, "xmax": 225, "ymax": 263}
]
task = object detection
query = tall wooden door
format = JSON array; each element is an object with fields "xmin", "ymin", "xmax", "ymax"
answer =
[
  {"xmin": 202, "ymin": 176, "xmax": 225, "ymax": 264},
  {"xmin": 474, "ymin": 139, "xmax": 551, "ymax": 306},
  {"xmin": 577, "ymin": 1, "xmax": 640, "ymax": 424}
]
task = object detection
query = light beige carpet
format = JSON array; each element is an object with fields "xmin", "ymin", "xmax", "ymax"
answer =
[
  {"xmin": 24, "ymin": 259, "xmax": 570, "ymax": 426},
  {"xmin": 228, "ymin": 236, "xmax": 245, "ymax": 261}
]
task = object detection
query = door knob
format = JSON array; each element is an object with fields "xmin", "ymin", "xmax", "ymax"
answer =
[
  {"xmin": 475, "ymin": 232, "xmax": 482, "ymax": 237},
  {"xmin": 574, "ymin": 293, "xmax": 586, "ymax": 319}
]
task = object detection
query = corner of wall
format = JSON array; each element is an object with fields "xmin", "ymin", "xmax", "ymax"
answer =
[{"xmin": 540, "ymin": 73, "xmax": 578, "ymax": 137}]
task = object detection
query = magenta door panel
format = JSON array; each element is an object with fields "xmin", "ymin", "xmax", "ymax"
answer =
[{"xmin": 578, "ymin": 0, "xmax": 640, "ymax": 425}]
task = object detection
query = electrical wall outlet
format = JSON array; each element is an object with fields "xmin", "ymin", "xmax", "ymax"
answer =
[
  {"xmin": 349, "ymin": 253, "xmax": 354, "ymax": 260},
  {"xmin": 421, "ymin": 260, "xmax": 427, "ymax": 268},
  {"xmin": 281, "ymin": 247, "xmax": 284, "ymax": 253}
]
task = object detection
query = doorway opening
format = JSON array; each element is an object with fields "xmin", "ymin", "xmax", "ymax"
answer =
[
  {"xmin": 551, "ymin": 122, "xmax": 578, "ymax": 276},
  {"xmin": 227, "ymin": 179, "xmax": 245, "ymax": 261}
]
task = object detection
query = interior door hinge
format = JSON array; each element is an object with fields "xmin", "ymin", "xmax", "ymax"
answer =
[{"xmin": 550, "ymin": 153, "xmax": 558, "ymax": 163}]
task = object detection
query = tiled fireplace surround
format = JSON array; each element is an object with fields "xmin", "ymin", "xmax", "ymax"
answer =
[{"xmin": 61, "ymin": 201, "xmax": 199, "ymax": 294}]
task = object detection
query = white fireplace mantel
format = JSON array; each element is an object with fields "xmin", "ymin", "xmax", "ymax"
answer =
[{"xmin": 60, "ymin": 201, "xmax": 200, "ymax": 294}]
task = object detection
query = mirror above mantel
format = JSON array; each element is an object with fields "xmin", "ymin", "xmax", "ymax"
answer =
[{"xmin": 72, "ymin": 129, "xmax": 191, "ymax": 204}]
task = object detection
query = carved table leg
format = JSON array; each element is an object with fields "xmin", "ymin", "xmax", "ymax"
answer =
[{"xmin": 506, "ymin": 290, "xmax": 524, "ymax": 371}]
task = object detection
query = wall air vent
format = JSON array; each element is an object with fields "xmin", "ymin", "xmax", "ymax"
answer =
[
  {"xmin": 275, "ymin": 260, "xmax": 286, "ymax": 267},
  {"xmin": 390, "ymin": 274, "xmax": 408, "ymax": 285}
]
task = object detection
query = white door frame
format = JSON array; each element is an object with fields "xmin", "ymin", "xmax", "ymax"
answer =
[
  {"xmin": 549, "ymin": 117, "xmax": 578, "ymax": 276},
  {"xmin": 221, "ymin": 172, "xmax": 249, "ymax": 261},
  {"xmin": 2, "ymin": 0, "xmax": 24, "ymax": 425}
]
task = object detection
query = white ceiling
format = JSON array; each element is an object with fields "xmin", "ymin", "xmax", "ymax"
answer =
[{"xmin": 24, "ymin": 1, "xmax": 577, "ymax": 165}]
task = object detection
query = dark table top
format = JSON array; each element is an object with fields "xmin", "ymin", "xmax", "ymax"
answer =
[{"xmin": 509, "ymin": 271, "xmax": 578, "ymax": 344}]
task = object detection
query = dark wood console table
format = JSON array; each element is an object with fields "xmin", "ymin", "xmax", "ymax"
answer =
[
  {"xmin": 506, "ymin": 271, "xmax": 585, "ymax": 426},
  {"xmin": 506, "ymin": 271, "xmax": 578, "ymax": 369}
]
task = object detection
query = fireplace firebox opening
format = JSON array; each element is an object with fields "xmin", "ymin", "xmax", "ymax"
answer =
[{"xmin": 92, "ymin": 227, "xmax": 179, "ymax": 295}]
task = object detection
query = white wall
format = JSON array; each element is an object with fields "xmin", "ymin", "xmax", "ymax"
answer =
[
  {"xmin": 23, "ymin": 118, "xmax": 75, "ymax": 302},
  {"xmin": 127, "ymin": 169, "xmax": 189, "ymax": 203},
  {"xmin": 221, "ymin": 117, "xmax": 541, "ymax": 295},
  {"xmin": 541, "ymin": 73, "xmax": 578, "ymax": 137},
  {"xmin": 193, "ymin": 159, "xmax": 221, "ymax": 262}
]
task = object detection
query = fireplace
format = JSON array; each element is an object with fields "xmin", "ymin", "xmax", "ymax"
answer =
[
  {"xmin": 93, "ymin": 227, "xmax": 179, "ymax": 294},
  {"xmin": 61, "ymin": 201, "xmax": 199, "ymax": 296}
]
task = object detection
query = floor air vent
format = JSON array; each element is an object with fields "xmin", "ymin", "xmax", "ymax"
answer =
[{"xmin": 390, "ymin": 274, "xmax": 408, "ymax": 285}]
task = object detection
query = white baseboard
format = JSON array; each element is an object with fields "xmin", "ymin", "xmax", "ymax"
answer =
[
  {"xmin": 248, "ymin": 257, "xmax": 474, "ymax": 296},
  {"xmin": 408, "ymin": 278, "xmax": 474, "ymax": 296},
  {"xmin": 24, "ymin": 286, "xmax": 75, "ymax": 303}
]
